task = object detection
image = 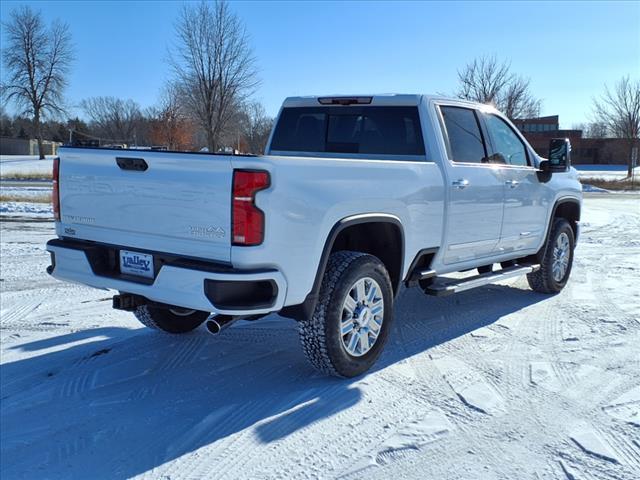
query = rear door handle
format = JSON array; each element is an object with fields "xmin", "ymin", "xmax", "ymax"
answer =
[
  {"xmin": 452, "ymin": 179, "xmax": 469, "ymax": 189},
  {"xmin": 505, "ymin": 180, "xmax": 520, "ymax": 188}
]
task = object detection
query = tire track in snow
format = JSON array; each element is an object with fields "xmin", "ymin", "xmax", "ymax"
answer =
[
  {"xmin": 0, "ymin": 297, "xmax": 43, "ymax": 328},
  {"xmin": 156, "ymin": 335, "xmax": 206, "ymax": 372},
  {"xmin": 165, "ymin": 407, "xmax": 260, "ymax": 480},
  {"xmin": 596, "ymin": 426, "xmax": 640, "ymax": 473},
  {"xmin": 561, "ymin": 423, "xmax": 640, "ymax": 480},
  {"xmin": 378, "ymin": 357, "xmax": 509, "ymax": 477},
  {"xmin": 162, "ymin": 381, "xmax": 352, "ymax": 480},
  {"xmin": 136, "ymin": 342, "xmax": 307, "ymax": 480},
  {"xmin": 602, "ymin": 385, "xmax": 640, "ymax": 426},
  {"xmin": 379, "ymin": 286, "xmax": 531, "ymax": 477}
]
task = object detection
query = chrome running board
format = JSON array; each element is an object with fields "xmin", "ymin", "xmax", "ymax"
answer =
[{"xmin": 424, "ymin": 265, "xmax": 540, "ymax": 297}]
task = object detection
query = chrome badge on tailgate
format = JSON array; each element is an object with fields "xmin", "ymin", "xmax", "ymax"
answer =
[{"xmin": 119, "ymin": 251, "xmax": 154, "ymax": 279}]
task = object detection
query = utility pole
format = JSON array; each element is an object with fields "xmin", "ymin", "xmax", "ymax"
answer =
[{"xmin": 632, "ymin": 145, "xmax": 638, "ymax": 190}]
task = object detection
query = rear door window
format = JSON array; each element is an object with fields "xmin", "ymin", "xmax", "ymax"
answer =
[
  {"xmin": 439, "ymin": 106, "xmax": 487, "ymax": 163},
  {"xmin": 270, "ymin": 106, "xmax": 425, "ymax": 157}
]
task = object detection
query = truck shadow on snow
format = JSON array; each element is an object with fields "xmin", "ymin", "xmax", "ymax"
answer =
[{"xmin": 1, "ymin": 283, "xmax": 549, "ymax": 478}]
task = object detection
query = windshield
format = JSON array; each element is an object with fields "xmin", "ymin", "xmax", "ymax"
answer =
[{"xmin": 270, "ymin": 106, "xmax": 425, "ymax": 157}]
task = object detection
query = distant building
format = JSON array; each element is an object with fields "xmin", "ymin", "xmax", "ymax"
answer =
[
  {"xmin": 514, "ymin": 115, "xmax": 560, "ymax": 133},
  {"xmin": 0, "ymin": 137, "xmax": 62, "ymax": 156},
  {"xmin": 513, "ymin": 116, "xmax": 629, "ymax": 165}
]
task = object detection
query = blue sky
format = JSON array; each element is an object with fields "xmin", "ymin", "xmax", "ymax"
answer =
[{"xmin": 1, "ymin": 0, "xmax": 638, "ymax": 128}]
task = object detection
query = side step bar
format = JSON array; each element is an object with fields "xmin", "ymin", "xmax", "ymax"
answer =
[{"xmin": 424, "ymin": 265, "xmax": 540, "ymax": 297}]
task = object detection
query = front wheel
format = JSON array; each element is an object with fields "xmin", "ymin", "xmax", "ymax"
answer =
[
  {"xmin": 299, "ymin": 251, "xmax": 394, "ymax": 378},
  {"xmin": 527, "ymin": 218, "xmax": 575, "ymax": 293}
]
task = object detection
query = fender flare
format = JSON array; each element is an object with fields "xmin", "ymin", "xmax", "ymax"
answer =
[
  {"xmin": 279, "ymin": 213, "xmax": 404, "ymax": 321},
  {"xmin": 541, "ymin": 197, "xmax": 581, "ymax": 248}
]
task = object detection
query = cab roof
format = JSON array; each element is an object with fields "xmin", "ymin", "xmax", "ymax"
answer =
[{"xmin": 281, "ymin": 94, "xmax": 485, "ymax": 109}]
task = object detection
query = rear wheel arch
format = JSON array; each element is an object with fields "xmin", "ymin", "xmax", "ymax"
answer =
[
  {"xmin": 280, "ymin": 214, "xmax": 404, "ymax": 321},
  {"xmin": 324, "ymin": 215, "xmax": 404, "ymax": 294}
]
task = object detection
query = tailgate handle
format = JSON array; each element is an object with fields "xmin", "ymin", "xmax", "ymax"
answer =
[{"xmin": 116, "ymin": 157, "xmax": 148, "ymax": 172}]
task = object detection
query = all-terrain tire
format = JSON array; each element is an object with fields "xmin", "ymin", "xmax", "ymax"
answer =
[
  {"xmin": 527, "ymin": 218, "xmax": 575, "ymax": 294},
  {"xmin": 299, "ymin": 251, "xmax": 394, "ymax": 378},
  {"xmin": 134, "ymin": 304, "xmax": 208, "ymax": 333}
]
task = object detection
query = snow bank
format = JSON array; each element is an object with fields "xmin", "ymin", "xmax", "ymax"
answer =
[
  {"xmin": 0, "ymin": 184, "xmax": 52, "ymax": 199},
  {"xmin": 0, "ymin": 201, "xmax": 53, "ymax": 217},
  {"xmin": 581, "ymin": 184, "xmax": 610, "ymax": 193}
]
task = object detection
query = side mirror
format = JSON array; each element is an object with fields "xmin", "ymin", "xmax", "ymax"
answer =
[{"xmin": 544, "ymin": 138, "xmax": 571, "ymax": 172}]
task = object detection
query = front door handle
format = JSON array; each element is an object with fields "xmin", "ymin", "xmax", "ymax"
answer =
[
  {"xmin": 452, "ymin": 179, "xmax": 469, "ymax": 189},
  {"xmin": 505, "ymin": 180, "xmax": 520, "ymax": 188}
]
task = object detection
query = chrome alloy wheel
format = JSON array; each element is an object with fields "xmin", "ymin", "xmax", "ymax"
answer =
[
  {"xmin": 552, "ymin": 232, "xmax": 571, "ymax": 282},
  {"xmin": 340, "ymin": 277, "xmax": 384, "ymax": 357}
]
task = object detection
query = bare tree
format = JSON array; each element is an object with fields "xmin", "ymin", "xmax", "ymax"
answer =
[
  {"xmin": 572, "ymin": 122, "xmax": 610, "ymax": 138},
  {"xmin": 149, "ymin": 83, "xmax": 195, "ymax": 151},
  {"xmin": 239, "ymin": 102, "xmax": 273, "ymax": 154},
  {"xmin": 593, "ymin": 76, "xmax": 640, "ymax": 177},
  {"xmin": 576, "ymin": 121, "xmax": 609, "ymax": 139},
  {"xmin": 171, "ymin": 0, "xmax": 259, "ymax": 153},
  {"xmin": 456, "ymin": 55, "xmax": 541, "ymax": 120},
  {"xmin": 80, "ymin": 96, "xmax": 143, "ymax": 145},
  {"xmin": 1, "ymin": 6, "xmax": 73, "ymax": 159},
  {"xmin": 585, "ymin": 122, "xmax": 609, "ymax": 139}
]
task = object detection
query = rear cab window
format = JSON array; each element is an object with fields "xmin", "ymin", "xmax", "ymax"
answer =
[{"xmin": 270, "ymin": 106, "xmax": 426, "ymax": 159}]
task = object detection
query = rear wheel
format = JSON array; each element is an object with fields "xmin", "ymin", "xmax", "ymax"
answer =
[
  {"xmin": 134, "ymin": 304, "xmax": 208, "ymax": 333},
  {"xmin": 299, "ymin": 251, "xmax": 394, "ymax": 378},
  {"xmin": 527, "ymin": 218, "xmax": 575, "ymax": 293}
]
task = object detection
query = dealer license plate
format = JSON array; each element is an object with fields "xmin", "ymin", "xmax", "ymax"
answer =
[{"xmin": 119, "ymin": 250, "xmax": 154, "ymax": 279}]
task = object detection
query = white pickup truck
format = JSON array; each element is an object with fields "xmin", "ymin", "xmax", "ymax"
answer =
[{"xmin": 47, "ymin": 94, "xmax": 582, "ymax": 377}]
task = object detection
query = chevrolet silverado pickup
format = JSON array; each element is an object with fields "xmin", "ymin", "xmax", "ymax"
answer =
[{"xmin": 47, "ymin": 94, "xmax": 582, "ymax": 377}]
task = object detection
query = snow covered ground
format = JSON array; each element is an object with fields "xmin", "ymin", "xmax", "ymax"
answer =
[
  {"xmin": 1, "ymin": 195, "xmax": 639, "ymax": 480},
  {"xmin": 0, "ymin": 155, "xmax": 55, "ymax": 177},
  {"xmin": 0, "ymin": 183, "xmax": 51, "ymax": 197},
  {"xmin": 0, "ymin": 201, "xmax": 53, "ymax": 218},
  {"xmin": 575, "ymin": 164, "xmax": 639, "ymax": 181}
]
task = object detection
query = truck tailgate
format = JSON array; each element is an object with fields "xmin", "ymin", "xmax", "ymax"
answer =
[{"xmin": 57, "ymin": 148, "xmax": 233, "ymax": 263}]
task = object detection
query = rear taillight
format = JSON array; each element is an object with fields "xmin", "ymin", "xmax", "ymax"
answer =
[
  {"xmin": 52, "ymin": 157, "xmax": 60, "ymax": 221},
  {"xmin": 232, "ymin": 170, "xmax": 270, "ymax": 246}
]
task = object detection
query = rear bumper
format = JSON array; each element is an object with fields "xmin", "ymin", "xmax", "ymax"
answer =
[{"xmin": 46, "ymin": 239, "xmax": 287, "ymax": 315}]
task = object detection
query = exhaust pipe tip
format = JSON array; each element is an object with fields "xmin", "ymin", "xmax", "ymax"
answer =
[
  {"xmin": 205, "ymin": 315, "xmax": 236, "ymax": 335},
  {"xmin": 205, "ymin": 319, "xmax": 222, "ymax": 335}
]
